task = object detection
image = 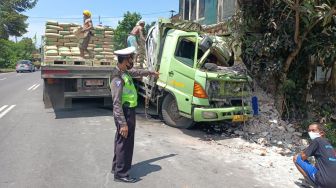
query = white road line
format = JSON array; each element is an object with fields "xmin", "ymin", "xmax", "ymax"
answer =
[
  {"xmin": 32, "ymin": 84, "xmax": 40, "ymax": 90},
  {"xmin": 0, "ymin": 105, "xmax": 16, "ymax": 119},
  {"xmin": 0, "ymin": 105, "xmax": 8, "ymax": 112},
  {"xmin": 27, "ymin": 84, "xmax": 37, "ymax": 91},
  {"xmin": 0, "ymin": 78, "xmax": 7, "ymax": 81}
]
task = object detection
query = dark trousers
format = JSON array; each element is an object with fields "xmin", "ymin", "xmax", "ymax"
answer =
[{"xmin": 112, "ymin": 107, "xmax": 136, "ymax": 178}]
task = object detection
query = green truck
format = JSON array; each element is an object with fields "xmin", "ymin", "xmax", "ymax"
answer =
[
  {"xmin": 136, "ymin": 19, "xmax": 253, "ymax": 128},
  {"xmin": 41, "ymin": 19, "xmax": 253, "ymax": 128}
]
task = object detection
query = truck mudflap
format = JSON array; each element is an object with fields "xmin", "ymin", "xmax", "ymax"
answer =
[{"xmin": 193, "ymin": 106, "xmax": 253, "ymax": 122}]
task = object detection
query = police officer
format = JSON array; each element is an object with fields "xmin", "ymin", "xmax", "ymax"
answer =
[{"xmin": 110, "ymin": 46, "xmax": 158, "ymax": 183}]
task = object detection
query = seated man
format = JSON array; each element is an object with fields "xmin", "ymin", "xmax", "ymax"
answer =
[{"xmin": 293, "ymin": 123, "xmax": 336, "ymax": 188}]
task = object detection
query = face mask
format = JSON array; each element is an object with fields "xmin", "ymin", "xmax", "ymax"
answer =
[{"xmin": 308, "ymin": 131, "xmax": 320, "ymax": 140}]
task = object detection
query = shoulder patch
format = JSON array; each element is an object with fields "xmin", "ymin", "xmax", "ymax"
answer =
[{"xmin": 115, "ymin": 80, "xmax": 122, "ymax": 87}]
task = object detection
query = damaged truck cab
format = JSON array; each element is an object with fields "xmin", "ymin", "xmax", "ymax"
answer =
[{"xmin": 138, "ymin": 19, "xmax": 253, "ymax": 128}]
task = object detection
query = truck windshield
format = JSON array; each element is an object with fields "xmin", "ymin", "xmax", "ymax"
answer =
[{"xmin": 174, "ymin": 36, "xmax": 199, "ymax": 67}]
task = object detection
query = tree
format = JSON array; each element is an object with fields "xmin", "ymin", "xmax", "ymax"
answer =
[
  {"xmin": 0, "ymin": 37, "xmax": 36, "ymax": 68},
  {"xmin": 113, "ymin": 12, "xmax": 142, "ymax": 50},
  {"xmin": 0, "ymin": 0, "xmax": 38, "ymax": 39},
  {"xmin": 236, "ymin": 0, "xmax": 335, "ymax": 116}
]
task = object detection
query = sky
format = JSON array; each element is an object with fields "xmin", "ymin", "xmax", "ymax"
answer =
[{"xmin": 17, "ymin": 0, "xmax": 179, "ymax": 45}]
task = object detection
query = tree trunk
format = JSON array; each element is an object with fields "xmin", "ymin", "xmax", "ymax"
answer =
[{"xmin": 327, "ymin": 61, "xmax": 336, "ymax": 102}]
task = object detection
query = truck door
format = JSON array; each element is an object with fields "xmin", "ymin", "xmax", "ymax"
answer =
[{"xmin": 167, "ymin": 33, "xmax": 198, "ymax": 115}]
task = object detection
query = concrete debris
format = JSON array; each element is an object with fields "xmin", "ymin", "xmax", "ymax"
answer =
[{"xmin": 238, "ymin": 84, "xmax": 309, "ymax": 151}]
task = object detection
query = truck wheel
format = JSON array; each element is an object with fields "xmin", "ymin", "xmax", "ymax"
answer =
[{"xmin": 161, "ymin": 94, "xmax": 193, "ymax": 129}]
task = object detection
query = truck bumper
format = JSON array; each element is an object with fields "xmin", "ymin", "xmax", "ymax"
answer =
[
  {"xmin": 64, "ymin": 90, "xmax": 110, "ymax": 98},
  {"xmin": 193, "ymin": 106, "xmax": 253, "ymax": 122}
]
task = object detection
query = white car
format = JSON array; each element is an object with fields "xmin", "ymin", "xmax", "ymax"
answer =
[{"xmin": 16, "ymin": 60, "xmax": 35, "ymax": 73}]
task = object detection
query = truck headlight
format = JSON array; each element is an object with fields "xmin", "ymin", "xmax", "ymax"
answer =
[{"xmin": 202, "ymin": 111, "xmax": 218, "ymax": 119}]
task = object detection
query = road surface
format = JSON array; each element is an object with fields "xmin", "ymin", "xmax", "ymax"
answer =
[{"xmin": 0, "ymin": 71, "xmax": 301, "ymax": 188}]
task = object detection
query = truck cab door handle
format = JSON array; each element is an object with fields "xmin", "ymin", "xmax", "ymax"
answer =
[{"xmin": 168, "ymin": 71, "xmax": 174, "ymax": 77}]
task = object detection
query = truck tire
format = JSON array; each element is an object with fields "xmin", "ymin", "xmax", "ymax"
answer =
[{"xmin": 161, "ymin": 94, "xmax": 193, "ymax": 129}]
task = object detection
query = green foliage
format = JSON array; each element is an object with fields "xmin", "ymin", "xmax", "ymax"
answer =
[
  {"xmin": 0, "ymin": 38, "xmax": 36, "ymax": 68},
  {"xmin": 0, "ymin": 0, "xmax": 38, "ymax": 39},
  {"xmin": 233, "ymin": 0, "xmax": 335, "ymax": 117},
  {"xmin": 325, "ymin": 122, "xmax": 336, "ymax": 147},
  {"xmin": 112, "ymin": 12, "xmax": 142, "ymax": 50},
  {"xmin": 283, "ymin": 79, "xmax": 296, "ymax": 92}
]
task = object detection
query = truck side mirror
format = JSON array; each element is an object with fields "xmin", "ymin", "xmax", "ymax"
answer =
[{"xmin": 199, "ymin": 36, "xmax": 212, "ymax": 52}]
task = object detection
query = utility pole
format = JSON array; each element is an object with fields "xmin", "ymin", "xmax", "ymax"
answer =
[
  {"xmin": 98, "ymin": 15, "xmax": 102, "ymax": 26},
  {"xmin": 169, "ymin": 10, "xmax": 176, "ymax": 18}
]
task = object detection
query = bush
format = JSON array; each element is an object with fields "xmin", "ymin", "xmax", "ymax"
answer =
[
  {"xmin": 325, "ymin": 122, "xmax": 336, "ymax": 147},
  {"xmin": 0, "ymin": 38, "xmax": 35, "ymax": 69}
]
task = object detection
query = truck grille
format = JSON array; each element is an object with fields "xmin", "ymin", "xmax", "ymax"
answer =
[{"xmin": 206, "ymin": 80, "xmax": 251, "ymax": 107}]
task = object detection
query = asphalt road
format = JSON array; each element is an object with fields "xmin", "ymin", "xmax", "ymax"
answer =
[{"xmin": 0, "ymin": 71, "xmax": 284, "ymax": 188}]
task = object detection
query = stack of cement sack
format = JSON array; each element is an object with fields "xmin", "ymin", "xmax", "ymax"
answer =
[{"xmin": 44, "ymin": 20, "xmax": 116, "ymax": 66}]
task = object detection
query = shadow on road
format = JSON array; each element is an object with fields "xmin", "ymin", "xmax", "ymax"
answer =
[
  {"xmin": 53, "ymin": 98, "xmax": 112, "ymax": 119},
  {"xmin": 131, "ymin": 154, "xmax": 177, "ymax": 180}
]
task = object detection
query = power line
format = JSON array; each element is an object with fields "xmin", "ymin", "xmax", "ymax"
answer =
[{"xmin": 28, "ymin": 10, "xmax": 172, "ymax": 20}]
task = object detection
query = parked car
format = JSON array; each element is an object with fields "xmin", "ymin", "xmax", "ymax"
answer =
[{"xmin": 16, "ymin": 60, "xmax": 35, "ymax": 73}]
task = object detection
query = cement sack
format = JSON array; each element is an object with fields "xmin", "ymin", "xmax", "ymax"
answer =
[
  {"xmin": 63, "ymin": 35, "xmax": 76, "ymax": 39},
  {"xmin": 105, "ymin": 31, "xmax": 114, "ymax": 35},
  {"xmin": 45, "ymin": 56, "xmax": 62, "ymax": 60},
  {"xmin": 59, "ymin": 51, "xmax": 72, "ymax": 56},
  {"xmin": 104, "ymin": 34, "xmax": 113, "ymax": 38},
  {"xmin": 58, "ymin": 23, "xmax": 74, "ymax": 27},
  {"xmin": 69, "ymin": 38, "xmax": 78, "ymax": 42},
  {"xmin": 94, "ymin": 48, "xmax": 104, "ymax": 52},
  {"xmin": 70, "ymin": 47, "xmax": 80, "ymax": 51},
  {"xmin": 71, "ymin": 51, "xmax": 81, "ymax": 56},
  {"xmin": 103, "ymin": 45, "xmax": 113, "ymax": 48},
  {"xmin": 58, "ymin": 47, "xmax": 70, "ymax": 52},
  {"xmin": 94, "ymin": 26, "xmax": 105, "ymax": 30},
  {"xmin": 45, "ymin": 46, "xmax": 58, "ymax": 50},
  {"xmin": 100, "ymin": 52, "xmax": 114, "ymax": 55},
  {"xmin": 45, "ymin": 29, "xmax": 58, "ymax": 33},
  {"xmin": 46, "ymin": 20, "xmax": 58, "ymax": 26},
  {"xmin": 57, "ymin": 39, "xmax": 66, "ymax": 43},
  {"xmin": 45, "ymin": 41, "xmax": 62, "ymax": 46},
  {"xmin": 59, "ymin": 31, "xmax": 71, "ymax": 35},
  {"xmin": 45, "ymin": 50, "xmax": 58, "ymax": 56},
  {"xmin": 45, "ymin": 38, "xmax": 58, "ymax": 42},
  {"xmin": 46, "ymin": 25, "xmax": 63, "ymax": 30},
  {"xmin": 88, "ymin": 44, "xmax": 95, "ymax": 48},
  {"xmin": 103, "ymin": 48, "xmax": 113, "ymax": 52},
  {"xmin": 95, "ymin": 55, "xmax": 105, "ymax": 59},
  {"xmin": 45, "ymin": 33, "xmax": 62, "ymax": 38},
  {"xmin": 72, "ymin": 27, "xmax": 85, "ymax": 39},
  {"xmin": 64, "ymin": 43, "xmax": 78, "ymax": 47},
  {"xmin": 105, "ymin": 55, "xmax": 114, "ymax": 59}
]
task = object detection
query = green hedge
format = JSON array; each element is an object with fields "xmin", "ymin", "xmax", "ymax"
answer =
[{"xmin": 0, "ymin": 38, "xmax": 35, "ymax": 69}]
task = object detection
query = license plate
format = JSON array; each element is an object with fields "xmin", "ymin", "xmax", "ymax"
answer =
[
  {"xmin": 84, "ymin": 79, "xmax": 104, "ymax": 86},
  {"xmin": 232, "ymin": 115, "xmax": 249, "ymax": 122}
]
